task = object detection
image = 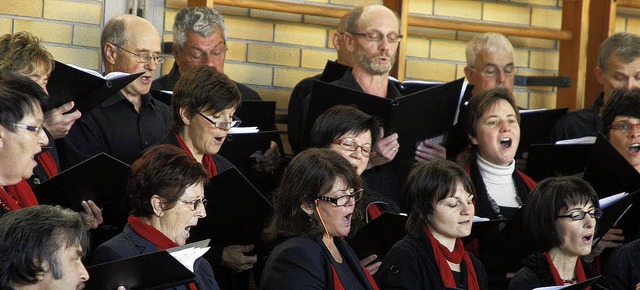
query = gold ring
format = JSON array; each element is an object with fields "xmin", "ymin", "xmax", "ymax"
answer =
[{"xmin": 392, "ymin": 147, "xmax": 398, "ymax": 152}]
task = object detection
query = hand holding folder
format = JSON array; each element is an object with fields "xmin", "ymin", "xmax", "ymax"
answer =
[{"xmin": 305, "ymin": 78, "xmax": 465, "ymax": 159}]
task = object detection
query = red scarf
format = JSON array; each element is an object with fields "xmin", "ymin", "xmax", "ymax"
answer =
[
  {"xmin": 329, "ymin": 264, "xmax": 379, "ymax": 290},
  {"xmin": 0, "ymin": 180, "xmax": 39, "ymax": 211},
  {"xmin": 543, "ymin": 251, "xmax": 589, "ymax": 288},
  {"xmin": 35, "ymin": 151, "xmax": 58, "ymax": 179},
  {"xmin": 366, "ymin": 204, "xmax": 383, "ymax": 221},
  {"xmin": 175, "ymin": 133, "xmax": 217, "ymax": 178},
  {"xmin": 424, "ymin": 226, "xmax": 480, "ymax": 290},
  {"xmin": 128, "ymin": 215, "xmax": 198, "ymax": 290}
]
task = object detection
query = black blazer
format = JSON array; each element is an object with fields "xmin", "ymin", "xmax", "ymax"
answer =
[
  {"xmin": 91, "ymin": 223, "xmax": 220, "ymax": 290},
  {"xmin": 261, "ymin": 235, "xmax": 377, "ymax": 290},
  {"xmin": 375, "ymin": 231, "xmax": 489, "ymax": 290}
]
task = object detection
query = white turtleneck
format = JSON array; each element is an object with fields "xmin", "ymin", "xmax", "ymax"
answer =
[{"xmin": 476, "ymin": 155, "xmax": 520, "ymax": 207}]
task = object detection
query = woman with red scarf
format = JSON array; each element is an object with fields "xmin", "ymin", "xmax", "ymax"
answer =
[
  {"xmin": 375, "ymin": 160, "xmax": 488, "ymax": 289},
  {"xmin": 158, "ymin": 64, "xmax": 258, "ymax": 288},
  {"xmin": 0, "ymin": 70, "xmax": 49, "ymax": 217},
  {"xmin": 261, "ymin": 149, "xmax": 380, "ymax": 290},
  {"xmin": 92, "ymin": 144, "xmax": 218, "ymax": 290},
  {"xmin": 509, "ymin": 177, "xmax": 602, "ymax": 289}
]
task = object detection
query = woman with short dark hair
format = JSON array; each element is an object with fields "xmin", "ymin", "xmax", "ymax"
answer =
[
  {"xmin": 92, "ymin": 144, "xmax": 218, "ymax": 290},
  {"xmin": 509, "ymin": 177, "xmax": 600, "ymax": 289},
  {"xmin": 376, "ymin": 160, "xmax": 488, "ymax": 290},
  {"xmin": 261, "ymin": 148, "xmax": 379, "ymax": 290}
]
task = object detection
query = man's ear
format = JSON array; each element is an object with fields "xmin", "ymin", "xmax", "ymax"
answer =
[
  {"xmin": 469, "ymin": 134, "xmax": 479, "ymax": 146},
  {"xmin": 300, "ymin": 202, "xmax": 314, "ymax": 215},
  {"xmin": 172, "ymin": 44, "xmax": 179, "ymax": 59},
  {"xmin": 595, "ymin": 66, "xmax": 605, "ymax": 86},
  {"xmin": 103, "ymin": 43, "xmax": 118, "ymax": 66},
  {"xmin": 179, "ymin": 107, "xmax": 192, "ymax": 126},
  {"xmin": 344, "ymin": 33, "xmax": 356, "ymax": 52},
  {"xmin": 464, "ymin": 66, "xmax": 474, "ymax": 83},
  {"xmin": 151, "ymin": 195, "xmax": 164, "ymax": 217}
]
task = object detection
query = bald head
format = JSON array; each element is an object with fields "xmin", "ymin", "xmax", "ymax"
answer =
[
  {"xmin": 344, "ymin": 5, "xmax": 401, "ymax": 77},
  {"xmin": 101, "ymin": 14, "xmax": 158, "ymax": 62}
]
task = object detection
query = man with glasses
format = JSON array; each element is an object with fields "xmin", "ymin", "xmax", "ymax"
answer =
[
  {"xmin": 63, "ymin": 14, "xmax": 171, "ymax": 166},
  {"xmin": 153, "ymin": 7, "xmax": 282, "ymax": 179},
  {"xmin": 552, "ymin": 32, "xmax": 640, "ymax": 142}
]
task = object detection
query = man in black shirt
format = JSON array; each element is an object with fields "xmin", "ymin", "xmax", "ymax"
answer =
[{"xmin": 62, "ymin": 14, "xmax": 171, "ymax": 167}]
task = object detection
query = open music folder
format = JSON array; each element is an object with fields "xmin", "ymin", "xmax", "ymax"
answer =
[
  {"xmin": 305, "ymin": 78, "xmax": 465, "ymax": 159},
  {"xmin": 46, "ymin": 61, "xmax": 144, "ymax": 114},
  {"xmin": 86, "ymin": 239, "xmax": 211, "ymax": 290}
]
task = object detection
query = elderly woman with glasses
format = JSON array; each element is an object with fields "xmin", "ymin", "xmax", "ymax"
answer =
[
  {"xmin": 509, "ymin": 177, "xmax": 601, "ymax": 289},
  {"xmin": 92, "ymin": 144, "xmax": 218, "ymax": 289},
  {"xmin": 261, "ymin": 148, "xmax": 380, "ymax": 290}
]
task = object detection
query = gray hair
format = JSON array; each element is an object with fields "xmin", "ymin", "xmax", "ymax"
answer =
[
  {"xmin": 598, "ymin": 32, "xmax": 640, "ymax": 72},
  {"xmin": 173, "ymin": 7, "xmax": 226, "ymax": 49},
  {"xmin": 466, "ymin": 32, "xmax": 515, "ymax": 66}
]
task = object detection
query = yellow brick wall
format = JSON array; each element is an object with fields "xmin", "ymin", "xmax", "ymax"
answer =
[
  {"xmin": 0, "ymin": 0, "xmax": 103, "ymax": 70},
  {"xmin": 2, "ymin": 0, "xmax": 640, "ymax": 153}
]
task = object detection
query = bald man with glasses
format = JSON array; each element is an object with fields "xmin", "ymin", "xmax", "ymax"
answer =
[{"xmin": 63, "ymin": 14, "xmax": 171, "ymax": 167}]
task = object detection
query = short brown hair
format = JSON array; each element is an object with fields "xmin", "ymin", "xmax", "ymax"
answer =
[
  {"xmin": 466, "ymin": 87, "xmax": 520, "ymax": 139},
  {"xmin": 128, "ymin": 144, "xmax": 208, "ymax": 217},
  {"xmin": 171, "ymin": 65, "xmax": 242, "ymax": 133}
]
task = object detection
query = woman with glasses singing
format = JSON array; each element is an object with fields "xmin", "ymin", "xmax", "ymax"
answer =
[
  {"xmin": 158, "ymin": 64, "xmax": 261, "ymax": 278},
  {"xmin": 309, "ymin": 105, "xmax": 401, "ymax": 275},
  {"xmin": 376, "ymin": 160, "xmax": 488, "ymax": 290},
  {"xmin": 261, "ymin": 148, "xmax": 379, "ymax": 290},
  {"xmin": 509, "ymin": 177, "xmax": 601, "ymax": 289},
  {"xmin": 601, "ymin": 90, "xmax": 640, "ymax": 173},
  {"xmin": 92, "ymin": 144, "xmax": 219, "ymax": 289}
]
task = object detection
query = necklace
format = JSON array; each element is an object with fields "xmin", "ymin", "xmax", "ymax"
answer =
[{"xmin": 562, "ymin": 276, "xmax": 577, "ymax": 285}]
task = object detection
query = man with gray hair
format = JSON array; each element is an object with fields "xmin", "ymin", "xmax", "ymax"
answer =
[
  {"xmin": 152, "ymin": 7, "xmax": 282, "ymax": 178},
  {"xmin": 552, "ymin": 32, "xmax": 640, "ymax": 141},
  {"xmin": 153, "ymin": 7, "xmax": 277, "ymax": 290},
  {"xmin": 0, "ymin": 205, "xmax": 90, "ymax": 290}
]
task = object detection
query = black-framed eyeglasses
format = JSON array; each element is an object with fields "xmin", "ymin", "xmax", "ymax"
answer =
[
  {"xmin": 112, "ymin": 43, "xmax": 165, "ymax": 64},
  {"xmin": 179, "ymin": 197, "xmax": 208, "ymax": 211},
  {"xmin": 557, "ymin": 208, "xmax": 602, "ymax": 221},
  {"xmin": 197, "ymin": 112, "xmax": 242, "ymax": 129},
  {"xmin": 2, "ymin": 122, "xmax": 44, "ymax": 135},
  {"xmin": 181, "ymin": 44, "xmax": 228, "ymax": 61},
  {"xmin": 610, "ymin": 121, "xmax": 640, "ymax": 132},
  {"xmin": 316, "ymin": 188, "xmax": 364, "ymax": 207},
  {"xmin": 332, "ymin": 138, "xmax": 372, "ymax": 157},
  {"xmin": 349, "ymin": 31, "xmax": 403, "ymax": 43},
  {"xmin": 470, "ymin": 63, "xmax": 517, "ymax": 78}
]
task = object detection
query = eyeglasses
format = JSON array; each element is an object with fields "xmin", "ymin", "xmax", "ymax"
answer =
[
  {"xmin": 316, "ymin": 188, "xmax": 364, "ymax": 207},
  {"xmin": 332, "ymin": 138, "xmax": 372, "ymax": 157},
  {"xmin": 181, "ymin": 45, "xmax": 228, "ymax": 61},
  {"xmin": 470, "ymin": 64, "xmax": 517, "ymax": 78},
  {"xmin": 179, "ymin": 197, "xmax": 208, "ymax": 211},
  {"xmin": 197, "ymin": 112, "xmax": 242, "ymax": 129},
  {"xmin": 610, "ymin": 121, "xmax": 640, "ymax": 132},
  {"xmin": 2, "ymin": 122, "xmax": 44, "ymax": 135},
  {"xmin": 557, "ymin": 208, "xmax": 602, "ymax": 221},
  {"xmin": 349, "ymin": 31, "xmax": 403, "ymax": 43},
  {"xmin": 112, "ymin": 44, "xmax": 165, "ymax": 64}
]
